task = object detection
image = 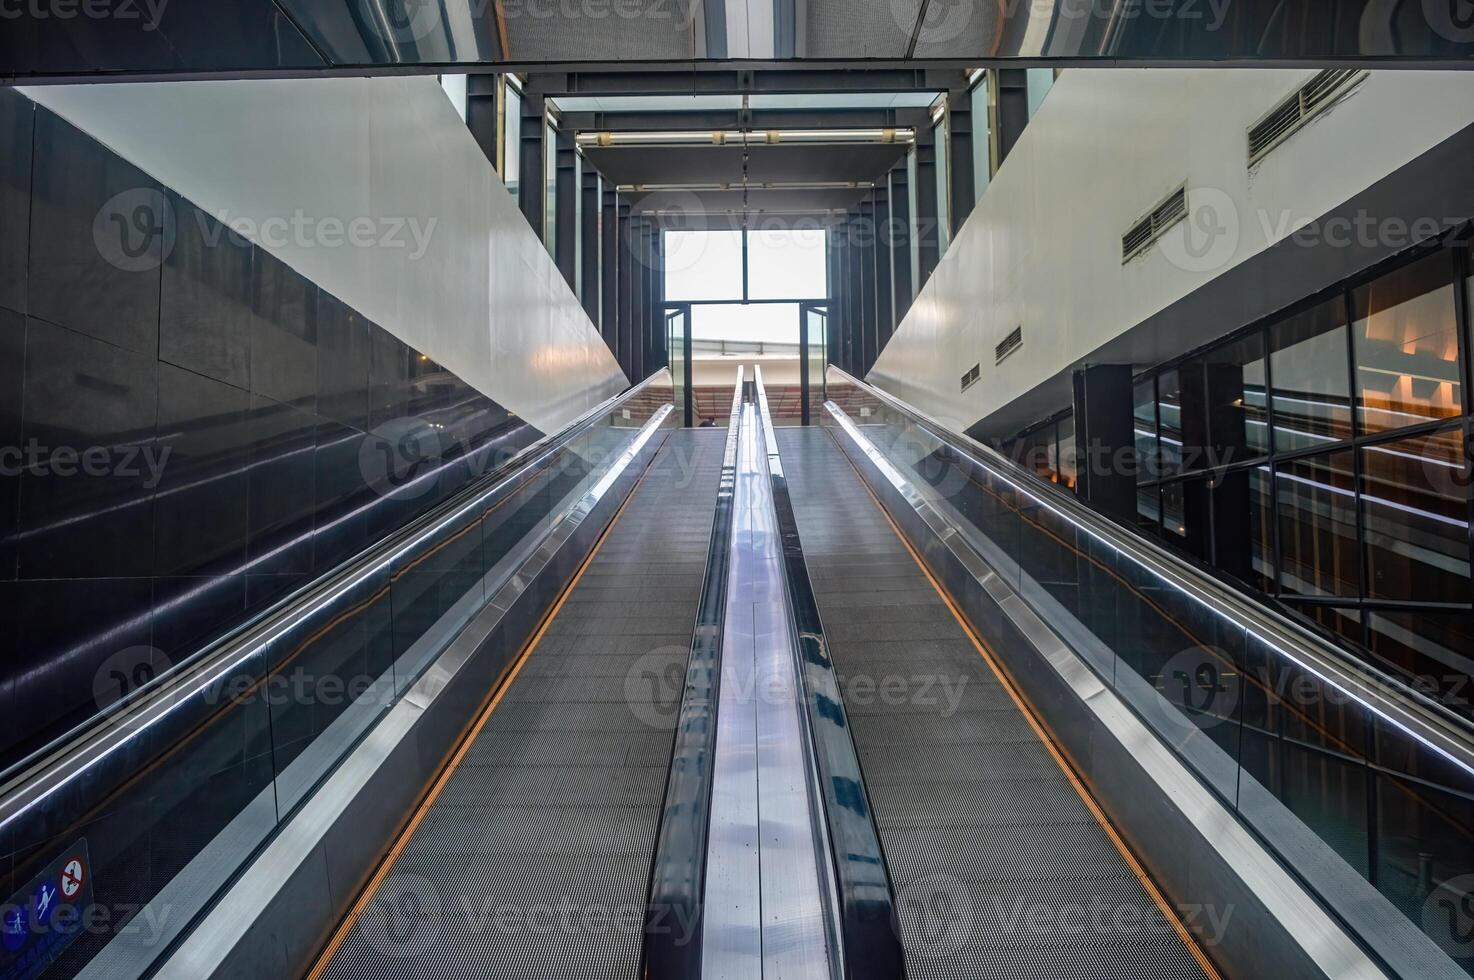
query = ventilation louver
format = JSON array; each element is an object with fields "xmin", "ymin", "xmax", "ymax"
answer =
[
  {"xmin": 1248, "ymin": 69, "xmax": 1366, "ymax": 166},
  {"xmin": 1121, "ymin": 186, "xmax": 1188, "ymax": 264},
  {"xmin": 994, "ymin": 328, "xmax": 1023, "ymax": 366},
  {"xmin": 960, "ymin": 362, "xmax": 982, "ymax": 391}
]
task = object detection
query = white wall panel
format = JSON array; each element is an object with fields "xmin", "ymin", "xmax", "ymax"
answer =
[
  {"xmin": 22, "ymin": 76, "xmax": 627, "ymax": 435},
  {"xmin": 868, "ymin": 69, "xmax": 1474, "ymax": 434}
]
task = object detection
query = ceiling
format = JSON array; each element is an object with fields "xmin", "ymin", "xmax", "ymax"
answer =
[{"xmin": 5, "ymin": 0, "xmax": 1470, "ymax": 82}]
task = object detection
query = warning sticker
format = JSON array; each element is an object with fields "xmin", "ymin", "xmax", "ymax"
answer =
[{"xmin": 0, "ymin": 839, "xmax": 93, "ymax": 980}]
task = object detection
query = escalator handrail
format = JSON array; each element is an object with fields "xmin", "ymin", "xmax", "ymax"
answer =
[
  {"xmin": 641, "ymin": 366, "xmax": 746, "ymax": 980},
  {"xmin": 755, "ymin": 367, "xmax": 908, "ymax": 980},
  {"xmin": 0, "ymin": 369, "xmax": 676, "ymax": 825},
  {"xmin": 826, "ymin": 366, "xmax": 1474, "ymax": 780}
]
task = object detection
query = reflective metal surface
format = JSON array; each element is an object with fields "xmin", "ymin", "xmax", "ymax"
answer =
[
  {"xmin": 5, "ymin": 0, "xmax": 1474, "ymax": 80},
  {"xmin": 704, "ymin": 397, "xmax": 838, "ymax": 980},
  {"xmin": 755, "ymin": 369, "xmax": 905, "ymax": 980},
  {"xmin": 643, "ymin": 367, "xmax": 744, "ymax": 980}
]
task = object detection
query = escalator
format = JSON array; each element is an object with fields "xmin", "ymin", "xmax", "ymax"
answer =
[
  {"xmin": 6, "ymin": 363, "xmax": 1471, "ymax": 980},
  {"xmin": 313, "ymin": 427, "xmax": 727, "ymax": 979},
  {"xmin": 775, "ymin": 425, "xmax": 1213, "ymax": 979}
]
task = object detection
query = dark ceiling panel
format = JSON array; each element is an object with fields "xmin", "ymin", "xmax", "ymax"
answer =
[{"xmin": 4, "ymin": 0, "xmax": 1472, "ymax": 80}]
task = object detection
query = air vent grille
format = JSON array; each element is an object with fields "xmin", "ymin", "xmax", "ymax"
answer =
[
  {"xmin": 1248, "ymin": 69, "xmax": 1365, "ymax": 165},
  {"xmin": 1121, "ymin": 186, "xmax": 1188, "ymax": 264},
  {"xmin": 960, "ymin": 362, "xmax": 982, "ymax": 391},
  {"xmin": 995, "ymin": 328, "xmax": 1023, "ymax": 365}
]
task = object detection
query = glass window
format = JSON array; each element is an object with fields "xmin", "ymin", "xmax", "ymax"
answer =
[
  {"xmin": 1212, "ymin": 466, "xmax": 1275, "ymax": 593},
  {"xmin": 1352, "ymin": 251, "xmax": 1462, "ymax": 435},
  {"xmin": 1134, "ymin": 379, "xmax": 1158, "ymax": 484},
  {"xmin": 1205, "ymin": 332, "xmax": 1270, "ymax": 462},
  {"xmin": 1026, "ymin": 68, "xmax": 1056, "ymax": 118},
  {"xmin": 1021, "ymin": 425, "xmax": 1056, "ymax": 483},
  {"xmin": 1271, "ymin": 297, "xmax": 1353, "ymax": 452},
  {"xmin": 1158, "ymin": 361, "xmax": 1207, "ymax": 477},
  {"xmin": 440, "ymin": 74, "xmax": 468, "ymax": 121},
  {"xmin": 934, "ymin": 107, "xmax": 951, "ymax": 258},
  {"xmin": 664, "ymin": 230, "xmax": 744, "ymax": 302},
  {"xmin": 970, "ymin": 75, "xmax": 991, "ymax": 203},
  {"xmin": 1360, "ymin": 426, "xmax": 1471, "ymax": 603},
  {"xmin": 690, "ymin": 303, "xmax": 800, "ymax": 347},
  {"xmin": 1162, "ymin": 475, "xmax": 1212, "ymax": 563},
  {"xmin": 1158, "ymin": 368, "xmax": 1185, "ymax": 477},
  {"xmin": 748, "ymin": 227, "xmax": 827, "ymax": 300},
  {"xmin": 543, "ymin": 118, "xmax": 558, "ymax": 255},
  {"xmin": 1277, "ymin": 450, "xmax": 1361, "ymax": 598},
  {"xmin": 1286, "ymin": 602, "xmax": 1366, "ymax": 650},
  {"xmin": 1057, "ymin": 414, "xmax": 1077, "ymax": 492},
  {"xmin": 1136, "ymin": 485, "xmax": 1161, "ymax": 536},
  {"xmin": 503, "ymin": 80, "xmax": 522, "ymax": 197},
  {"xmin": 1366, "ymin": 610, "xmax": 1474, "ymax": 719}
]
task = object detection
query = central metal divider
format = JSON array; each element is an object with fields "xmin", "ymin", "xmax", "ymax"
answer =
[{"xmin": 643, "ymin": 365, "xmax": 906, "ymax": 980}]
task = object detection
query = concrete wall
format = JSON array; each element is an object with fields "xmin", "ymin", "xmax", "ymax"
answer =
[
  {"xmin": 23, "ymin": 76, "xmax": 627, "ymax": 435},
  {"xmin": 868, "ymin": 69, "xmax": 1474, "ymax": 434}
]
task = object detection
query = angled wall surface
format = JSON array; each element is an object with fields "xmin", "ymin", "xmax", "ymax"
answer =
[
  {"xmin": 22, "ymin": 75, "xmax": 628, "ymax": 436},
  {"xmin": 867, "ymin": 68, "xmax": 1474, "ymax": 436}
]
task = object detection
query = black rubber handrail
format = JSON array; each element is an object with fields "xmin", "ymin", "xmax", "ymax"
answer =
[
  {"xmin": 754, "ymin": 366, "xmax": 908, "ymax": 980},
  {"xmin": 641, "ymin": 366, "xmax": 746, "ymax": 979}
]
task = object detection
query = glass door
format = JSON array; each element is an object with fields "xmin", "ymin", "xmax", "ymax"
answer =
[
  {"xmin": 666, "ymin": 305, "xmax": 692, "ymax": 427},
  {"xmin": 800, "ymin": 303, "xmax": 828, "ymax": 425}
]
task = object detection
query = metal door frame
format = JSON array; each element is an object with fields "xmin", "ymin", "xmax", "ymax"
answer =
[
  {"xmin": 799, "ymin": 301, "xmax": 829, "ymax": 426},
  {"xmin": 665, "ymin": 302, "xmax": 693, "ymax": 427}
]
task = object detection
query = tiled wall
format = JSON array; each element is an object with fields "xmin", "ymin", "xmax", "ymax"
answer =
[{"xmin": 0, "ymin": 88, "xmax": 539, "ymax": 772}]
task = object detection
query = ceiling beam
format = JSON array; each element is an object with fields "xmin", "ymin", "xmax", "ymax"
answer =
[
  {"xmin": 531, "ymin": 68, "xmax": 962, "ymax": 96},
  {"xmin": 558, "ymin": 107, "xmax": 930, "ymax": 132}
]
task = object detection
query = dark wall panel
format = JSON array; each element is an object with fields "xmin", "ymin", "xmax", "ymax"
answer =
[
  {"xmin": 17, "ymin": 316, "xmax": 160, "ymax": 580},
  {"xmin": 0, "ymin": 309, "xmax": 23, "ymax": 582},
  {"xmin": 0, "ymin": 88, "xmax": 32, "ymax": 316},
  {"xmin": 0, "ymin": 100, "xmax": 542, "ymax": 772},
  {"xmin": 28, "ymin": 106, "xmax": 163, "ymax": 356},
  {"xmin": 160, "ymin": 195, "xmax": 253, "ymax": 390}
]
